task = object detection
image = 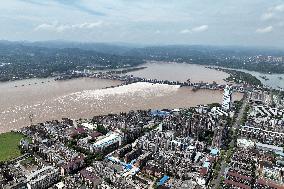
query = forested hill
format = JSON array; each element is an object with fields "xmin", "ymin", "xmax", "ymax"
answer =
[
  {"xmin": 21, "ymin": 41, "xmax": 284, "ymax": 74},
  {"xmin": 1, "ymin": 41, "xmax": 284, "ymax": 82},
  {"xmin": 0, "ymin": 42, "xmax": 144, "ymax": 82},
  {"xmin": 124, "ymin": 45, "xmax": 284, "ymax": 74}
]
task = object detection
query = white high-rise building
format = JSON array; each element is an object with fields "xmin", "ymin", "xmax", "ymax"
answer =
[{"xmin": 222, "ymin": 85, "xmax": 233, "ymax": 111}]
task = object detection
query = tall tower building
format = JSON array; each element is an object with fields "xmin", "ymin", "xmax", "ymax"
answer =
[{"xmin": 222, "ymin": 85, "xmax": 233, "ymax": 111}]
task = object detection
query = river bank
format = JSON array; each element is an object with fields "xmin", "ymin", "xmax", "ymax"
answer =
[
  {"xmin": 0, "ymin": 62, "xmax": 245, "ymax": 133},
  {"xmin": 0, "ymin": 80, "xmax": 243, "ymax": 133}
]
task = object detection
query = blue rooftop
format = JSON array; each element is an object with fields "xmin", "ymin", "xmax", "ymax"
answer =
[
  {"xmin": 125, "ymin": 164, "xmax": 133, "ymax": 170},
  {"xmin": 130, "ymin": 159, "xmax": 137, "ymax": 164},
  {"xmin": 210, "ymin": 148, "xmax": 219, "ymax": 156},
  {"xmin": 151, "ymin": 110, "xmax": 169, "ymax": 117},
  {"xmin": 203, "ymin": 161, "xmax": 210, "ymax": 168},
  {"xmin": 158, "ymin": 175, "xmax": 170, "ymax": 186}
]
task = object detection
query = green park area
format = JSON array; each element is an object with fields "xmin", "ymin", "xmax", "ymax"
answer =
[{"xmin": 0, "ymin": 132, "xmax": 30, "ymax": 162}]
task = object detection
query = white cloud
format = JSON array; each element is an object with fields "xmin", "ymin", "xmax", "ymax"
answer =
[
  {"xmin": 192, "ymin": 25, "xmax": 208, "ymax": 32},
  {"xmin": 155, "ymin": 30, "xmax": 161, "ymax": 34},
  {"xmin": 261, "ymin": 4, "xmax": 284, "ymax": 21},
  {"xmin": 34, "ymin": 23, "xmax": 55, "ymax": 31},
  {"xmin": 1, "ymin": 0, "xmax": 284, "ymax": 46},
  {"xmin": 180, "ymin": 29, "xmax": 191, "ymax": 34},
  {"xmin": 261, "ymin": 12, "xmax": 274, "ymax": 21},
  {"xmin": 34, "ymin": 21, "xmax": 103, "ymax": 32},
  {"xmin": 77, "ymin": 22, "xmax": 103, "ymax": 28},
  {"xmin": 274, "ymin": 4, "xmax": 284, "ymax": 12},
  {"xmin": 180, "ymin": 25, "xmax": 208, "ymax": 34},
  {"xmin": 256, "ymin": 26, "xmax": 273, "ymax": 33}
]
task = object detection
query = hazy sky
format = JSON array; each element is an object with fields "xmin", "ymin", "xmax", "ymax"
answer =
[{"xmin": 1, "ymin": 0, "xmax": 284, "ymax": 47}]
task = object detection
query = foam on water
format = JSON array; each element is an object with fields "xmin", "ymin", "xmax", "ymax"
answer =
[
  {"xmin": 1, "ymin": 81, "xmax": 242, "ymax": 133},
  {"xmin": 56, "ymin": 82, "xmax": 181, "ymax": 102},
  {"xmin": 0, "ymin": 82, "xmax": 181, "ymax": 132}
]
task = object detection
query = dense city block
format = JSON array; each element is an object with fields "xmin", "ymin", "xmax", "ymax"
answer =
[{"xmin": 1, "ymin": 84, "xmax": 283, "ymax": 189}]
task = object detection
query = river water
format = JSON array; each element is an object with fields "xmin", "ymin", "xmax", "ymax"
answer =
[
  {"xmin": 126, "ymin": 61, "xmax": 229, "ymax": 84},
  {"xmin": 0, "ymin": 63, "xmax": 243, "ymax": 133},
  {"xmin": 230, "ymin": 69, "xmax": 284, "ymax": 89}
]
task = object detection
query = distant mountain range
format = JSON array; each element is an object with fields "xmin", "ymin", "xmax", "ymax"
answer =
[
  {"xmin": 2, "ymin": 40, "xmax": 284, "ymax": 57},
  {"xmin": 0, "ymin": 40, "xmax": 284, "ymax": 82},
  {"xmin": 0, "ymin": 41, "xmax": 144, "ymax": 82}
]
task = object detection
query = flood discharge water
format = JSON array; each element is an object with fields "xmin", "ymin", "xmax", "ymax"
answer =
[{"xmin": 0, "ymin": 62, "xmax": 243, "ymax": 133}]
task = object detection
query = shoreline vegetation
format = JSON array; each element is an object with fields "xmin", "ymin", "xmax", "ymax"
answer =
[
  {"xmin": 103, "ymin": 66, "xmax": 147, "ymax": 74},
  {"xmin": 1, "ymin": 42, "xmax": 284, "ymax": 83},
  {"xmin": 54, "ymin": 66, "xmax": 147, "ymax": 81},
  {"xmin": 0, "ymin": 61, "xmax": 265, "ymax": 89},
  {"xmin": 207, "ymin": 67, "xmax": 263, "ymax": 87}
]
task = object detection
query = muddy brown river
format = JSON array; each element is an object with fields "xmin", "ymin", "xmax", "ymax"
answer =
[
  {"xmin": 0, "ymin": 62, "xmax": 243, "ymax": 133},
  {"xmin": 126, "ymin": 61, "xmax": 230, "ymax": 84}
]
